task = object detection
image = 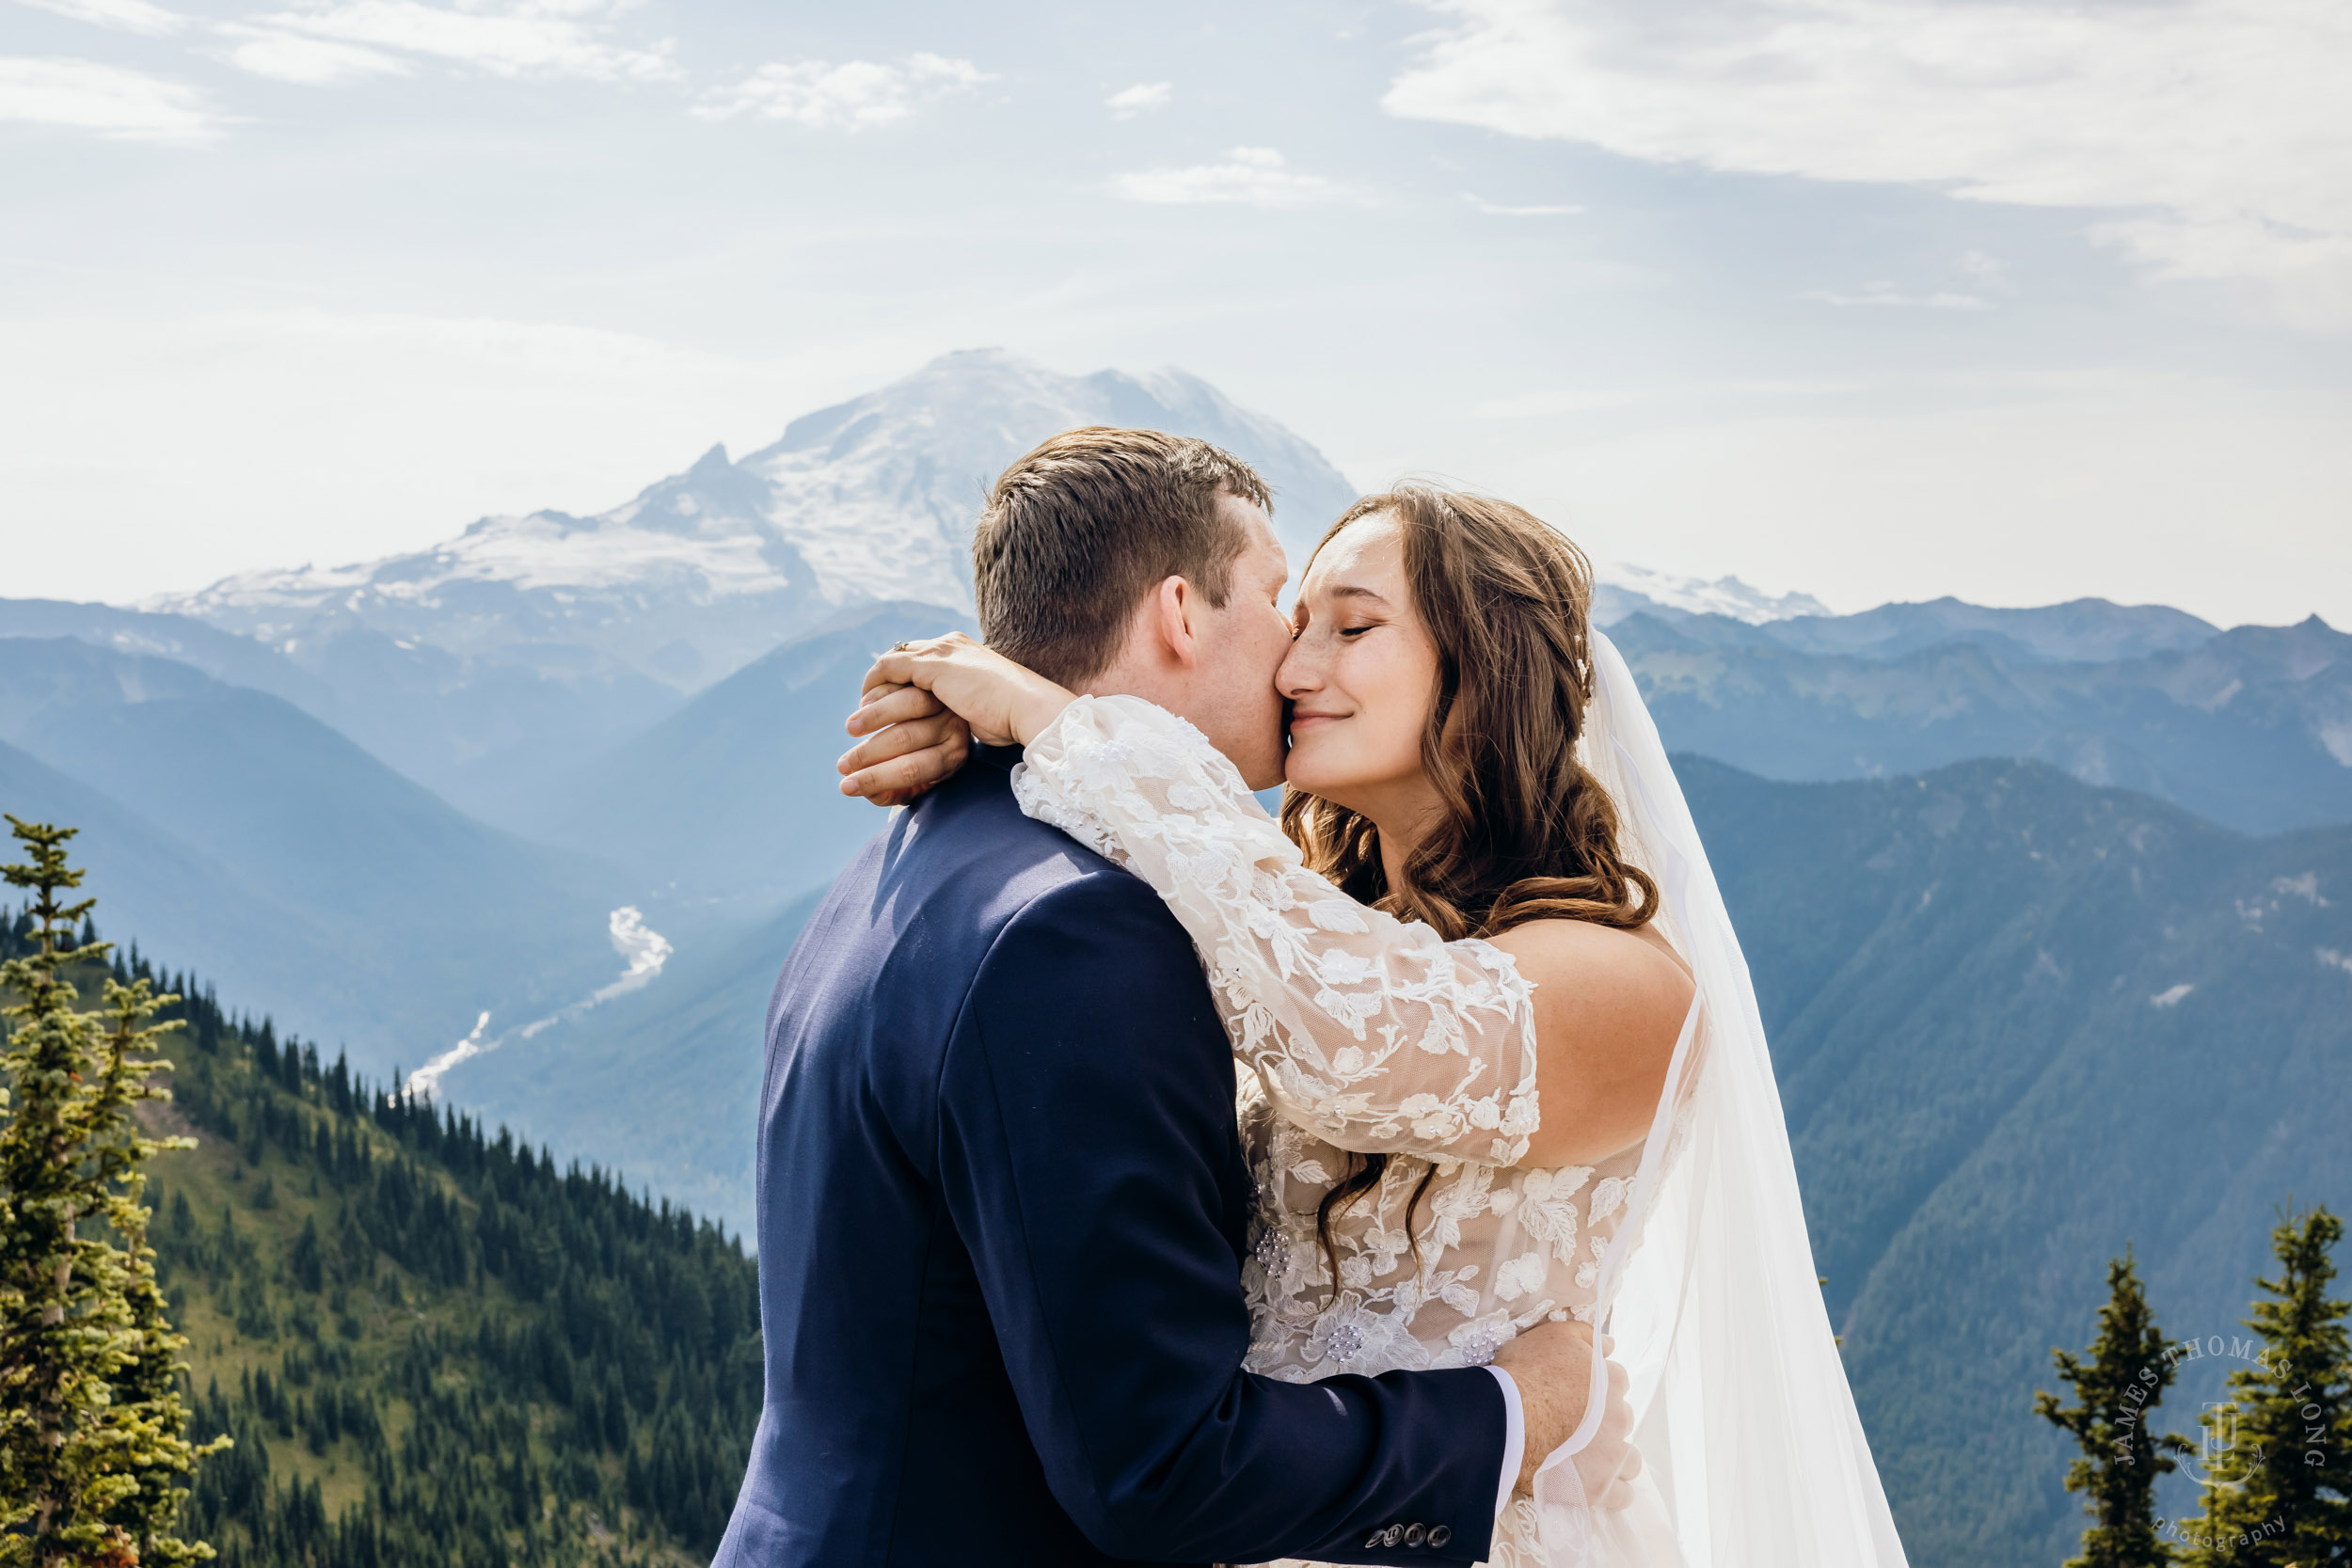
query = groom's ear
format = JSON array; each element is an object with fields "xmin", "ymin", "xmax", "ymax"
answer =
[{"xmin": 1149, "ymin": 574, "xmax": 1203, "ymax": 670}]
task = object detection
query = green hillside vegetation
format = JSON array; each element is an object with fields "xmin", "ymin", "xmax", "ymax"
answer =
[{"xmin": 1, "ymin": 907, "xmax": 758, "ymax": 1568}]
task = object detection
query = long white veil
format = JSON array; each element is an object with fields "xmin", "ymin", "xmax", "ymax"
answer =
[{"xmin": 1529, "ymin": 631, "xmax": 1911, "ymax": 1567}]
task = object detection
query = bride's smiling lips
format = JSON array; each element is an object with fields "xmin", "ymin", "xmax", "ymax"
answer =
[{"xmin": 1289, "ymin": 708, "xmax": 1347, "ymax": 732}]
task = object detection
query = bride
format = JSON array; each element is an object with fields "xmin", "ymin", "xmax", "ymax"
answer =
[{"xmin": 838, "ymin": 484, "xmax": 1908, "ymax": 1568}]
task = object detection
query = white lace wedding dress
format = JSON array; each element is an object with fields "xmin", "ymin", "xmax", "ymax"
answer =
[
  {"xmin": 1011, "ymin": 694, "xmax": 1658, "ymax": 1568},
  {"xmin": 1006, "ymin": 630, "xmax": 1912, "ymax": 1568}
]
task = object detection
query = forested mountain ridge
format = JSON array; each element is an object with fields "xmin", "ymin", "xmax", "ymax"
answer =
[
  {"xmin": 1624, "ymin": 610, "xmax": 2352, "ymax": 832},
  {"xmin": 0, "ymin": 910, "xmax": 759, "ymax": 1566},
  {"xmin": 1682, "ymin": 756, "xmax": 2352, "ymax": 1568}
]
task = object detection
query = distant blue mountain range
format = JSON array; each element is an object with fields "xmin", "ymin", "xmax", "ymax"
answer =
[
  {"xmin": 493, "ymin": 601, "xmax": 974, "ymax": 913},
  {"xmin": 0, "ymin": 636, "xmax": 627, "ymax": 1073},
  {"xmin": 1611, "ymin": 608, "xmax": 2351, "ymax": 832}
]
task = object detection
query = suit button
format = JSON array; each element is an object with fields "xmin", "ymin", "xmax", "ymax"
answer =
[
  {"xmin": 1428, "ymin": 1524, "xmax": 1453, "ymax": 1548},
  {"xmin": 1382, "ymin": 1525, "xmax": 1405, "ymax": 1546},
  {"xmin": 1404, "ymin": 1522, "xmax": 1427, "ymax": 1546},
  {"xmin": 1365, "ymin": 1530, "xmax": 1387, "ymax": 1550}
]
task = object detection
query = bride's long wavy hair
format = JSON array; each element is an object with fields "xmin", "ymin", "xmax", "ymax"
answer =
[{"xmin": 1279, "ymin": 484, "xmax": 1660, "ymax": 1284}]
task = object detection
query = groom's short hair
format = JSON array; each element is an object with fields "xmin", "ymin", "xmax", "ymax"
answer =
[{"xmin": 973, "ymin": 426, "xmax": 1272, "ymax": 687}]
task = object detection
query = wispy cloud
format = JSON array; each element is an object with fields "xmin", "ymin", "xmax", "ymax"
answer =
[
  {"xmin": 1386, "ymin": 0, "xmax": 2352, "ymax": 329},
  {"xmin": 0, "ymin": 55, "xmax": 221, "ymax": 138},
  {"xmin": 1463, "ymin": 191, "xmax": 1581, "ymax": 216},
  {"xmin": 237, "ymin": 0, "xmax": 679, "ymax": 84},
  {"xmin": 15, "ymin": 0, "xmax": 668, "ymax": 93},
  {"xmin": 1802, "ymin": 282, "xmax": 1989, "ymax": 310},
  {"xmin": 13, "ymin": 0, "xmax": 184, "ymax": 37},
  {"xmin": 1104, "ymin": 80, "xmax": 1170, "ymax": 118},
  {"xmin": 1958, "ymin": 250, "xmax": 2010, "ymax": 286},
  {"xmin": 696, "ymin": 53, "xmax": 988, "ymax": 129},
  {"xmin": 216, "ymin": 24, "xmax": 406, "ymax": 84},
  {"xmin": 1111, "ymin": 146, "xmax": 1362, "ymax": 207}
]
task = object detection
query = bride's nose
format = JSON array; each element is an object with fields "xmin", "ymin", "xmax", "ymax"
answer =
[{"xmin": 1276, "ymin": 635, "xmax": 1321, "ymax": 700}]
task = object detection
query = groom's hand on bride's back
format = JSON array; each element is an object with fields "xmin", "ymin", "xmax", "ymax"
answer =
[{"xmin": 1493, "ymin": 1322, "xmax": 1640, "ymax": 1508}]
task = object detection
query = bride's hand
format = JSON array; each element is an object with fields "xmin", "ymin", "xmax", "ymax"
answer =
[
  {"xmin": 837, "ymin": 634, "xmax": 1073, "ymax": 802},
  {"xmin": 855, "ymin": 633, "xmax": 1073, "ymax": 748}
]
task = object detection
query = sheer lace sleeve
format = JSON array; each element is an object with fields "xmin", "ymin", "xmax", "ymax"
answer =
[{"xmin": 1010, "ymin": 694, "xmax": 1538, "ymax": 1164}]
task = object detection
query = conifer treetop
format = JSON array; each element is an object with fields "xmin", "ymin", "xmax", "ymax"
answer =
[
  {"xmin": 2037, "ymin": 1249, "xmax": 2182, "ymax": 1568},
  {"xmin": 1, "ymin": 816, "xmax": 218, "ymax": 1567}
]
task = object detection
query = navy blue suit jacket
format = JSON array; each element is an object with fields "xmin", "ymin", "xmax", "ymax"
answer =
[{"xmin": 713, "ymin": 750, "xmax": 1508, "ymax": 1567}]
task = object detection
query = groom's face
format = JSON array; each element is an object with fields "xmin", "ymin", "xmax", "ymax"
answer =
[{"xmin": 1178, "ymin": 496, "xmax": 1295, "ymax": 791}]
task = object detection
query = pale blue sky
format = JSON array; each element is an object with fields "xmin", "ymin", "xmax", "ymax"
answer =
[{"xmin": 5, "ymin": 0, "xmax": 2347, "ymax": 626}]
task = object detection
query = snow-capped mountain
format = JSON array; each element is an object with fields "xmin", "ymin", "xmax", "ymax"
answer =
[
  {"xmin": 119, "ymin": 346, "xmax": 1856, "ymax": 813},
  {"xmin": 743, "ymin": 349, "xmax": 1358, "ymax": 611},
  {"xmin": 156, "ymin": 440, "xmax": 827, "ymax": 690},
  {"xmin": 151, "ymin": 349, "xmax": 1359, "ymax": 691},
  {"xmin": 1592, "ymin": 564, "xmax": 1834, "ymax": 626}
]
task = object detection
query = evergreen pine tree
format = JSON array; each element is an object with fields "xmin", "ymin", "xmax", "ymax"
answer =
[
  {"xmin": 0, "ymin": 816, "xmax": 219, "ymax": 1566},
  {"xmin": 89, "ymin": 976, "xmax": 228, "ymax": 1564},
  {"xmin": 2182, "ymin": 1206, "xmax": 2352, "ymax": 1567},
  {"xmin": 2037, "ymin": 1250, "xmax": 2180, "ymax": 1567}
]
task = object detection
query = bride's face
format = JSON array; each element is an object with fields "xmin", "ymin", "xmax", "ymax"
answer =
[{"xmin": 1278, "ymin": 515, "xmax": 1441, "ymax": 822}]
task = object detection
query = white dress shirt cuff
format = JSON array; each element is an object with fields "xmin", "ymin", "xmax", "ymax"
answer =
[{"xmin": 1483, "ymin": 1365, "xmax": 1525, "ymax": 1524}]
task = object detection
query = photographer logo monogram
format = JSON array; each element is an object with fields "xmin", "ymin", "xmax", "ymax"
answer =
[{"xmin": 2145, "ymin": 1335, "xmax": 2333, "ymax": 1549}]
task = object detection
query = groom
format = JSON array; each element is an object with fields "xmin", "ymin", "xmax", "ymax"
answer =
[{"xmin": 714, "ymin": 429, "xmax": 1608, "ymax": 1567}]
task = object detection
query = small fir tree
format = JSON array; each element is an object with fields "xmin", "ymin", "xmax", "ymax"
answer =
[
  {"xmin": 87, "ymin": 977, "xmax": 225, "ymax": 1565},
  {"xmin": 0, "ymin": 816, "xmax": 219, "ymax": 1566},
  {"xmin": 2182, "ymin": 1206, "xmax": 2351, "ymax": 1567},
  {"xmin": 2037, "ymin": 1250, "xmax": 2180, "ymax": 1568}
]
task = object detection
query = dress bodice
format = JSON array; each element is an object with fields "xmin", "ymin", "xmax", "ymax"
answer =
[
  {"xmin": 1238, "ymin": 1074, "xmax": 1644, "ymax": 1380},
  {"xmin": 1237, "ymin": 1080, "xmax": 1645, "ymax": 1568}
]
